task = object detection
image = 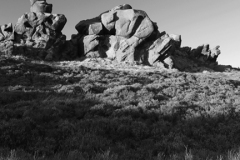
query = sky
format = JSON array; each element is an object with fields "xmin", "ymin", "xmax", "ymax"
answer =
[{"xmin": 0, "ymin": 0, "xmax": 239, "ymax": 67}]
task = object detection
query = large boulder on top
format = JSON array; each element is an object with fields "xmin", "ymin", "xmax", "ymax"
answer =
[
  {"xmin": 114, "ymin": 9, "xmax": 154, "ymax": 39},
  {"xmin": 73, "ymin": 4, "xmax": 157, "ymax": 63},
  {"xmin": 111, "ymin": 4, "xmax": 133, "ymax": 11},
  {"xmin": 75, "ymin": 17, "xmax": 103, "ymax": 35},
  {"xmin": 100, "ymin": 7, "xmax": 154, "ymax": 39},
  {"xmin": 30, "ymin": 0, "xmax": 52, "ymax": 13}
]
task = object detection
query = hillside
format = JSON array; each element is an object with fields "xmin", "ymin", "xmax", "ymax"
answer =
[
  {"xmin": 1, "ymin": 1, "xmax": 240, "ymax": 160},
  {"xmin": 1, "ymin": 55, "xmax": 240, "ymax": 160}
]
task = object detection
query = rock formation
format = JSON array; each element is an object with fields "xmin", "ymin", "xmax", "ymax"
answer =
[
  {"xmin": 72, "ymin": 4, "xmax": 175, "ymax": 65},
  {"xmin": 71, "ymin": 4, "xmax": 221, "ymax": 70},
  {"xmin": 0, "ymin": 2, "xmax": 222, "ymax": 71},
  {"xmin": 0, "ymin": 0, "xmax": 77, "ymax": 60}
]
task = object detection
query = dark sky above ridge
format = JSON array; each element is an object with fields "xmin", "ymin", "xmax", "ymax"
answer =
[{"xmin": 0, "ymin": 0, "xmax": 239, "ymax": 67}]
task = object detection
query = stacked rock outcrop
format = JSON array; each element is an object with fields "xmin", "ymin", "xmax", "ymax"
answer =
[
  {"xmin": 0, "ymin": 2, "xmax": 222, "ymax": 71},
  {"xmin": 72, "ymin": 4, "xmax": 221, "ymax": 70},
  {"xmin": 0, "ymin": 0, "xmax": 77, "ymax": 60},
  {"xmin": 71, "ymin": 4, "xmax": 176, "ymax": 66}
]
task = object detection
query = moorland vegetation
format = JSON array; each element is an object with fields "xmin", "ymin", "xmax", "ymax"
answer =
[{"xmin": 0, "ymin": 55, "xmax": 240, "ymax": 160}]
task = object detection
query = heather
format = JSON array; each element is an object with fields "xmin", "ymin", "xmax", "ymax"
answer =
[{"xmin": 1, "ymin": 56, "xmax": 240, "ymax": 159}]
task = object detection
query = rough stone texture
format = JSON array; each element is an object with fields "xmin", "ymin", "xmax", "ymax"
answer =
[
  {"xmin": 79, "ymin": 35, "xmax": 100, "ymax": 57},
  {"xmin": 147, "ymin": 37, "xmax": 174, "ymax": 65},
  {"xmin": 30, "ymin": 0, "xmax": 52, "ymax": 13},
  {"xmin": 100, "ymin": 4, "xmax": 133, "ymax": 33},
  {"xmin": 14, "ymin": 12, "xmax": 67, "ymax": 40},
  {"xmin": 101, "ymin": 12, "xmax": 116, "ymax": 33},
  {"xmin": 111, "ymin": 4, "xmax": 133, "ymax": 11},
  {"xmin": 75, "ymin": 17, "xmax": 103, "ymax": 35},
  {"xmin": 169, "ymin": 34, "xmax": 181, "ymax": 49}
]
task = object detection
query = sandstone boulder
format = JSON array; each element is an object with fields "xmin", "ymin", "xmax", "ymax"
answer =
[
  {"xmin": 75, "ymin": 17, "xmax": 103, "ymax": 35},
  {"xmin": 116, "ymin": 36, "xmax": 141, "ymax": 62},
  {"xmin": 30, "ymin": 0, "xmax": 52, "ymax": 13},
  {"xmin": 102, "ymin": 9, "xmax": 154, "ymax": 39},
  {"xmin": 101, "ymin": 11, "xmax": 116, "ymax": 34},
  {"xmin": 147, "ymin": 37, "xmax": 174, "ymax": 65},
  {"xmin": 78, "ymin": 35, "xmax": 102, "ymax": 57}
]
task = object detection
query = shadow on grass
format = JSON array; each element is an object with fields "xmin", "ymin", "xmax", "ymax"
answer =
[
  {"xmin": 1, "ymin": 55, "xmax": 240, "ymax": 159},
  {"xmin": 0, "ymin": 89, "xmax": 240, "ymax": 160}
]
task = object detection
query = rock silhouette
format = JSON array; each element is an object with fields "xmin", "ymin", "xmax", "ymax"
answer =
[{"xmin": 0, "ymin": 2, "xmax": 222, "ymax": 71}]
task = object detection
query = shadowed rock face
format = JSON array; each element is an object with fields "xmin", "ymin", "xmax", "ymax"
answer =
[{"xmin": 30, "ymin": 0, "xmax": 52, "ymax": 13}]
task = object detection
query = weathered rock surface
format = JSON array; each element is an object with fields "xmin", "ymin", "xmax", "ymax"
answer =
[
  {"xmin": 75, "ymin": 17, "xmax": 103, "ymax": 35},
  {"xmin": 30, "ymin": 0, "xmax": 52, "ymax": 13}
]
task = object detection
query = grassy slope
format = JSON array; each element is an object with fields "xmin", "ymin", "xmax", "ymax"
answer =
[{"xmin": 0, "ymin": 56, "xmax": 240, "ymax": 160}]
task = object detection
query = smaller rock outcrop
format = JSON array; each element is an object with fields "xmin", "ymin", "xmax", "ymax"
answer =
[{"xmin": 0, "ymin": 0, "xmax": 76, "ymax": 60}]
